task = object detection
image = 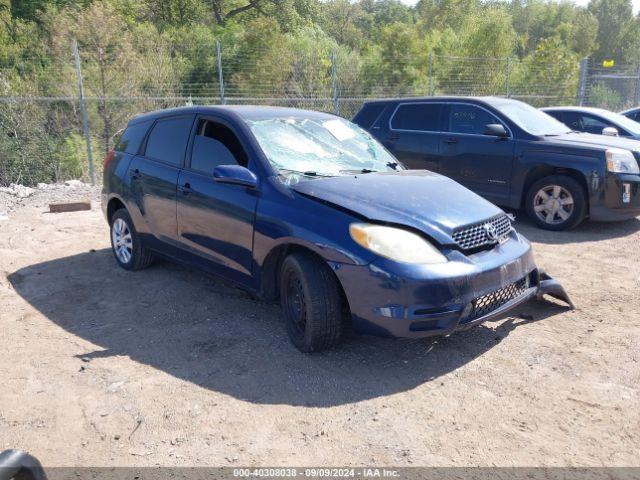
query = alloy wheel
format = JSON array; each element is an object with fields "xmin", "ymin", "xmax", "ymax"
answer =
[
  {"xmin": 533, "ymin": 185, "xmax": 575, "ymax": 225},
  {"xmin": 112, "ymin": 218, "xmax": 133, "ymax": 264}
]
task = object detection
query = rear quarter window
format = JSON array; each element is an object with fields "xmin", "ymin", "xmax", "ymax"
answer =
[{"xmin": 115, "ymin": 120, "xmax": 153, "ymax": 154}]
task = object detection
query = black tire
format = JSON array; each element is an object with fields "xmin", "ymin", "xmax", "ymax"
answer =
[
  {"xmin": 279, "ymin": 252, "xmax": 344, "ymax": 352},
  {"xmin": 109, "ymin": 209, "xmax": 154, "ymax": 271},
  {"xmin": 525, "ymin": 175, "xmax": 587, "ymax": 231}
]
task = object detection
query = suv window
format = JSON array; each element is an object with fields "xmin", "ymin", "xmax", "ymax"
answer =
[
  {"xmin": 115, "ymin": 120, "xmax": 152, "ymax": 154},
  {"xmin": 144, "ymin": 115, "xmax": 194, "ymax": 165},
  {"xmin": 560, "ymin": 111, "xmax": 583, "ymax": 130},
  {"xmin": 390, "ymin": 103, "xmax": 441, "ymax": 132},
  {"xmin": 628, "ymin": 110, "xmax": 640, "ymax": 122},
  {"xmin": 581, "ymin": 114, "xmax": 608, "ymax": 131},
  {"xmin": 545, "ymin": 111, "xmax": 564, "ymax": 123},
  {"xmin": 189, "ymin": 119, "xmax": 247, "ymax": 173},
  {"xmin": 447, "ymin": 104, "xmax": 504, "ymax": 135},
  {"xmin": 354, "ymin": 103, "xmax": 386, "ymax": 129}
]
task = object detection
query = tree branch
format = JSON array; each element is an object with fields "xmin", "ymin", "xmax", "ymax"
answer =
[{"xmin": 225, "ymin": 0, "xmax": 262, "ymax": 21}]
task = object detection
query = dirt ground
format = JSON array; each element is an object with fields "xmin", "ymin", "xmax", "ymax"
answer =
[{"xmin": 0, "ymin": 184, "xmax": 639, "ymax": 467}]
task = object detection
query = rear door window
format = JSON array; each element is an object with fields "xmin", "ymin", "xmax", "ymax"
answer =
[
  {"xmin": 390, "ymin": 103, "xmax": 442, "ymax": 132},
  {"xmin": 545, "ymin": 111, "xmax": 564, "ymax": 123},
  {"xmin": 353, "ymin": 103, "xmax": 387, "ymax": 129},
  {"xmin": 446, "ymin": 104, "xmax": 505, "ymax": 135},
  {"xmin": 561, "ymin": 112, "xmax": 582, "ymax": 130},
  {"xmin": 115, "ymin": 120, "xmax": 153, "ymax": 154},
  {"xmin": 144, "ymin": 115, "xmax": 194, "ymax": 166}
]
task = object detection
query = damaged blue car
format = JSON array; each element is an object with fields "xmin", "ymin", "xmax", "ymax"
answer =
[{"xmin": 102, "ymin": 106, "xmax": 572, "ymax": 352}]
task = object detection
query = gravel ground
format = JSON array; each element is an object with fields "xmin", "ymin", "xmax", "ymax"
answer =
[{"xmin": 0, "ymin": 183, "xmax": 639, "ymax": 467}]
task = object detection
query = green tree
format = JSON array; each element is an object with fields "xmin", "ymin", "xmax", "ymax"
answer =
[
  {"xmin": 589, "ymin": 0, "xmax": 640, "ymax": 62},
  {"xmin": 514, "ymin": 36, "xmax": 579, "ymax": 105}
]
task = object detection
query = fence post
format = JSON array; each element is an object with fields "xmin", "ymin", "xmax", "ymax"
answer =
[
  {"xmin": 330, "ymin": 49, "xmax": 339, "ymax": 116},
  {"xmin": 634, "ymin": 66, "xmax": 640, "ymax": 107},
  {"xmin": 428, "ymin": 53, "xmax": 434, "ymax": 96},
  {"xmin": 216, "ymin": 41, "xmax": 225, "ymax": 105},
  {"xmin": 505, "ymin": 57, "xmax": 511, "ymax": 98},
  {"xmin": 577, "ymin": 57, "xmax": 589, "ymax": 106},
  {"xmin": 72, "ymin": 39, "xmax": 96, "ymax": 186}
]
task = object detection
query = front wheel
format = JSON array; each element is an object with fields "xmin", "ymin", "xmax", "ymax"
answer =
[
  {"xmin": 279, "ymin": 252, "xmax": 344, "ymax": 352},
  {"xmin": 525, "ymin": 175, "xmax": 587, "ymax": 230}
]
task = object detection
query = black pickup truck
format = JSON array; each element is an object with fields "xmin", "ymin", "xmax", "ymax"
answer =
[{"xmin": 353, "ymin": 96, "xmax": 640, "ymax": 230}]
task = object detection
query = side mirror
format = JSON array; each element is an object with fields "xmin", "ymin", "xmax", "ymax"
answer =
[
  {"xmin": 213, "ymin": 165, "xmax": 258, "ymax": 189},
  {"xmin": 484, "ymin": 124, "xmax": 509, "ymax": 138},
  {"xmin": 602, "ymin": 126, "xmax": 619, "ymax": 137}
]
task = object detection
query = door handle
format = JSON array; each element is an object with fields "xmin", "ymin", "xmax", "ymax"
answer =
[
  {"xmin": 388, "ymin": 132, "xmax": 399, "ymax": 141},
  {"xmin": 178, "ymin": 182, "xmax": 193, "ymax": 195},
  {"xmin": 129, "ymin": 168, "xmax": 141, "ymax": 180},
  {"xmin": 444, "ymin": 137, "xmax": 458, "ymax": 144}
]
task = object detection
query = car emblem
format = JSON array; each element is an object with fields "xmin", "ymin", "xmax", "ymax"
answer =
[{"xmin": 484, "ymin": 222, "xmax": 498, "ymax": 241}]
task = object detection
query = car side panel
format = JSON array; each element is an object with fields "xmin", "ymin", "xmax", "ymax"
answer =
[
  {"xmin": 251, "ymin": 178, "xmax": 377, "ymax": 291},
  {"xmin": 101, "ymin": 151, "xmax": 135, "ymax": 220},
  {"xmin": 176, "ymin": 168, "xmax": 259, "ymax": 285},
  {"xmin": 378, "ymin": 103, "xmax": 443, "ymax": 172},
  {"xmin": 127, "ymin": 156, "xmax": 181, "ymax": 247},
  {"xmin": 509, "ymin": 142, "xmax": 604, "ymax": 210}
]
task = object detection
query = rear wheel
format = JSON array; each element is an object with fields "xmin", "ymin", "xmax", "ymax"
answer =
[
  {"xmin": 279, "ymin": 252, "xmax": 344, "ymax": 352},
  {"xmin": 525, "ymin": 175, "xmax": 587, "ymax": 230},
  {"xmin": 110, "ymin": 209, "xmax": 154, "ymax": 270}
]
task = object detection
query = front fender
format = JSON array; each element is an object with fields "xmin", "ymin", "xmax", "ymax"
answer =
[{"xmin": 511, "ymin": 147, "xmax": 605, "ymax": 208}]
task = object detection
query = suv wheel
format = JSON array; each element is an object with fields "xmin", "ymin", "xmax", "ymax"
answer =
[
  {"xmin": 110, "ymin": 209, "xmax": 154, "ymax": 270},
  {"xmin": 279, "ymin": 252, "xmax": 344, "ymax": 352},
  {"xmin": 525, "ymin": 175, "xmax": 587, "ymax": 230}
]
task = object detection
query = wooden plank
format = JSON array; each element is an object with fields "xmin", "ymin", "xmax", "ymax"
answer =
[{"xmin": 49, "ymin": 201, "xmax": 91, "ymax": 213}]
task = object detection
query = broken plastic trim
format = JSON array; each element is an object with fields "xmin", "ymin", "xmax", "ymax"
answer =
[{"xmin": 536, "ymin": 270, "xmax": 575, "ymax": 309}]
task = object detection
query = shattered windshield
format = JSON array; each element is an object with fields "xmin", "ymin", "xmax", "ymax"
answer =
[{"xmin": 246, "ymin": 117, "xmax": 402, "ymax": 183}]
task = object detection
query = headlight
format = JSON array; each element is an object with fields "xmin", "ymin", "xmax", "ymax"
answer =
[
  {"xmin": 606, "ymin": 148, "xmax": 640, "ymax": 174},
  {"xmin": 349, "ymin": 223, "xmax": 447, "ymax": 264}
]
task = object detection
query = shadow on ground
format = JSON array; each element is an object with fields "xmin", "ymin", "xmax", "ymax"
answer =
[
  {"xmin": 506, "ymin": 209, "xmax": 640, "ymax": 244},
  {"xmin": 8, "ymin": 249, "xmax": 564, "ymax": 407}
]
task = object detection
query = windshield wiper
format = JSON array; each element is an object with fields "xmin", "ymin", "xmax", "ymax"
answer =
[
  {"xmin": 278, "ymin": 168, "xmax": 335, "ymax": 178},
  {"xmin": 386, "ymin": 162, "xmax": 400, "ymax": 170},
  {"xmin": 339, "ymin": 168, "xmax": 377, "ymax": 174}
]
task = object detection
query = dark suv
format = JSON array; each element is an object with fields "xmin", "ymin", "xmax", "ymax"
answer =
[{"xmin": 354, "ymin": 97, "xmax": 640, "ymax": 230}]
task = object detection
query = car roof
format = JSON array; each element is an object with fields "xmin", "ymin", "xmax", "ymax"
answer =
[
  {"xmin": 128, "ymin": 105, "xmax": 337, "ymax": 125},
  {"xmin": 360, "ymin": 96, "xmax": 516, "ymax": 107},
  {"xmin": 541, "ymin": 106, "xmax": 611, "ymax": 115},
  {"xmin": 620, "ymin": 106, "xmax": 640, "ymax": 114}
]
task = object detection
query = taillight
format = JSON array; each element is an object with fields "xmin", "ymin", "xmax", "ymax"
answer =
[{"xmin": 103, "ymin": 149, "xmax": 115, "ymax": 168}]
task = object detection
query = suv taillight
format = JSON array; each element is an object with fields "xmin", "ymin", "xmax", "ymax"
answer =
[{"xmin": 103, "ymin": 150, "xmax": 115, "ymax": 168}]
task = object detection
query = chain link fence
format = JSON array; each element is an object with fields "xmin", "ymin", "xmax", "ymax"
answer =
[
  {"xmin": 580, "ymin": 58, "xmax": 640, "ymax": 111},
  {"xmin": 1, "ymin": 41, "xmax": 639, "ymax": 187}
]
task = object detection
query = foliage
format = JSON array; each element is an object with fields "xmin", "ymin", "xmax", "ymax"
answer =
[
  {"xmin": 588, "ymin": 82, "xmax": 623, "ymax": 110},
  {"xmin": 1, "ymin": 0, "xmax": 640, "ymax": 185}
]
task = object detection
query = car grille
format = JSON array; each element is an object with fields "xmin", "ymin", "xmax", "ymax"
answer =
[
  {"xmin": 451, "ymin": 214, "xmax": 512, "ymax": 251},
  {"xmin": 468, "ymin": 276, "xmax": 530, "ymax": 321}
]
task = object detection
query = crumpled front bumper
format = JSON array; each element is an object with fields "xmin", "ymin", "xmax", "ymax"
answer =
[
  {"xmin": 332, "ymin": 232, "xmax": 573, "ymax": 339},
  {"xmin": 454, "ymin": 270, "xmax": 574, "ymax": 332}
]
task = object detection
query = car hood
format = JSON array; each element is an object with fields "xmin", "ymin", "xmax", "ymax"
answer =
[
  {"xmin": 291, "ymin": 170, "xmax": 504, "ymax": 245},
  {"xmin": 546, "ymin": 132, "xmax": 640, "ymax": 151}
]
